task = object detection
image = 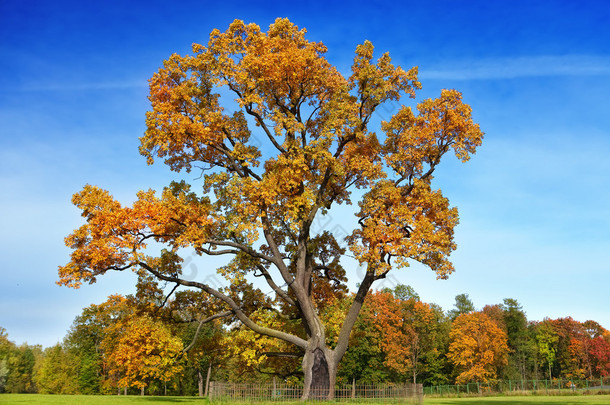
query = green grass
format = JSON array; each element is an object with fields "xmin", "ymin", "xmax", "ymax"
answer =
[
  {"xmin": 1, "ymin": 395, "xmax": 610, "ymax": 405},
  {"xmin": 424, "ymin": 395, "xmax": 610, "ymax": 404},
  {"xmin": 0, "ymin": 394, "xmax": 209, "ymax": 404}
]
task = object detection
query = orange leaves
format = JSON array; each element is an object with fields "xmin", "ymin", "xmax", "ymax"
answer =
[
  {"xmin": 382, "ymin": 89, "xmax": 483, "ymax": 183},
  {"xmin": 58, "ymin": 182, "xmax": 216, "ymax": 288},
  {"xmin": 448, "ymin": 312, "xmax": 509, "ymax": 384},
  {"xmin": 364, "ymin": 290, "xmax": 439, "ymax": 381},
  {"xmin": 351, "ymin": 89, "xmax": 482, "ymax": 279},
  {"xmin": 352, "ymin": 179, "xmax": 458, "ymax": 278}
]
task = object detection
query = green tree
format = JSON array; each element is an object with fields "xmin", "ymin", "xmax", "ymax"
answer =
[
  {"xmin": 447, "ymin": 293, "xmax": 475, "ymax": 321},
  {"xmin": 533, "ymin": 319, "xmax": 558, "ymax": 379},
  {"xmin": 59, "ymin": 18, "xmax": 483, "ymax": 399},
  {"xmin": 335, "ymin": 295, "xmax": 389, "ymax": 384},
  {"xmin": 36, "ymin": 344, "xmax": 79, "ymax": 394},
  {"xmin": 383, "ymin": 284, "xmax": 420, "ymax": 301},
  {"xmin": 6, "ymin": 344, "xmax": 39, "ymax": 393},
  {"xmin": 0, "ymin": 327, "xmax": 14, "ymax": 393},
  {"xmin": 500, "ymin": 298, "xmax": 532, "ymax": 380}
]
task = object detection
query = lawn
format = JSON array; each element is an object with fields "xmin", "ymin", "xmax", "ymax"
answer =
[
  {"xmin": 1, "ymin": 394, "xmax": 610, "ymax": 405},
  {"xmin": 0, "ymin": 394, "xmax": 207, "ymax": 404},
  {"xmin": 424, "ymin": 395, "xmax": 610, "ymax": 404}
]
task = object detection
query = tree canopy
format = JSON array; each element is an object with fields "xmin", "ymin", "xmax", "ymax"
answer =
[{"xmin": 59, "ymin": 18, "xmax": 483, "ymax": 399}]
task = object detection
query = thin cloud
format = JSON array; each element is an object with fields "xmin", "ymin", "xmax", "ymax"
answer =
[
  {"xmin": 19, "ymin": 79, "xmax": 149, "ymax": 92},
  {"xmin": 420, "ymin": 54, "xmax": 610, "ymax": 80}
]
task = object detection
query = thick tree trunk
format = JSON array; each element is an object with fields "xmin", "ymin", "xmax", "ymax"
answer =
[
  {"xmin": 303, "ymin": 347, "xmax": 330, "ymax": 400},
  {"xmin": 302, "ymin": 345, "xmax": 339, "ymax": 400},
  {"xmin": 299, "ymin": 271, "xmax": 377, "ymax": 401}
]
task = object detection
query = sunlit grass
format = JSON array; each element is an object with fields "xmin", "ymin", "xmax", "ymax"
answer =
[
  {"xmin": 0, "ymin": 394, "xmax": 208, "ymax": 404},
  {"xmin": 424, "ymin": 394, "xmax": 610, "ymax": 404},
  {"xmin": 1, "ymin": 394, "xmax": 610, "ymax": 404}
]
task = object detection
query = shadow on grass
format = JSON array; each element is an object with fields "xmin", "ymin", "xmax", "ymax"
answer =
[{"xmin": 130, "ymin": 399, "xmax": 208, "ymax": 403}]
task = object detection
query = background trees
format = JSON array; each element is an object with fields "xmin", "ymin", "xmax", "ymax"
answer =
[{"xmin": 2, "ymin": 288, "xmax": 610, "ymax": 393}]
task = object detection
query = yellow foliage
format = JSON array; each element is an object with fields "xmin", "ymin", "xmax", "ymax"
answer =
[{"xmin": 102, "ymin": 314, "xmax": 184, "ymax": 389}]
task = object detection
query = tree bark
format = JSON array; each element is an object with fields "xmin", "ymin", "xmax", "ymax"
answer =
[
  {"xmin": 205, "ymin": 363, "xmax": 212, "ymax": 397},
  {"xmin": 198, "ymin": 369, "xmax": 204, "ymax": 397},
  {"xmin": 303, "ymin": 347, "xmax": 331, "ymax": 400}
]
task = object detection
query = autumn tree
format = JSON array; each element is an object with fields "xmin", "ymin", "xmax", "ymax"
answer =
[
  {"xmin": 59, "ymin": 18, "xmax": 483, "ymax": 399},
  {"xmin": 367, "ymin": 288, "xmax": 445, "ymax": 384},
  {"xmin": 590, "ymin": 334, "xmax": 610, "ymax": 377},
  {"xmin": 447, "ymin": 312, "xmax": 508, "ymax": 384},
  {"xmin": 103, "ymin": 313, "xmax": 184, "ymax": 393},
  {"xmin": 332, "ymin": 296, "xmax": 389, "ymax": 384}
]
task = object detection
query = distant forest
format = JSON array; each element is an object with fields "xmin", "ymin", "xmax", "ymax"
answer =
[{"xmin": 1, "ymin": 285, "xmax": 609, "ymax": 395}]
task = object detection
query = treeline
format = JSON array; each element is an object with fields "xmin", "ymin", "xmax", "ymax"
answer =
[{"xmin": 1, "ymin": 285, "xmax": 609, "ymax": 395}]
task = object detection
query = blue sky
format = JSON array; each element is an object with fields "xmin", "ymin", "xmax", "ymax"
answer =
[{"xmin": 1, "ymin": 0, "xmax": 609, "ymax": 347}]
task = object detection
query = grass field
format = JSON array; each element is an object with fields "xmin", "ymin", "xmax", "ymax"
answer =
[{"xmin": 1, "ymin": 395, "xmax": 610, "ymax": 405}]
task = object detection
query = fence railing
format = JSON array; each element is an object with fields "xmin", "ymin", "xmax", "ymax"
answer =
[
  {"xmin": 424, "ymin": 377, "xmax": 610, "ymax": 397},
  {"xmin": 209, "ymin": 381, "xmax": 423, "ymax": 403}
]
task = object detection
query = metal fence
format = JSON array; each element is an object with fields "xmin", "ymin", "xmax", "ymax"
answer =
[
  {"xmin": 424, "ymin": 377, "xmax": 610, "ymax": 397},
  {"xmin": 209, "ymin": 381, "xmax": 423, "ymax": 403}
]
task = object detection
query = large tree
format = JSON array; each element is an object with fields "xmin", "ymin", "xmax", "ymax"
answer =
[{"xmin": 59, "ymin": 18, "xmax": 483, "ymax": 399}]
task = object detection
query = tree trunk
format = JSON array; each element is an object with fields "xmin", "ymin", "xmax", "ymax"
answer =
[
  {"xmin": 302, "ymin": 346, "xmax": 338, "ymax": 400},
  {"xmin": 198, "ymin": 369, "xmax": 204, "ymax": 397},
  {"xmin": 298, "ymin": 271, "xmax": 377, "ymax": 400},
  {"xmin": 205, "ymin": 363, "xmax": 212, "ymax": 397}
]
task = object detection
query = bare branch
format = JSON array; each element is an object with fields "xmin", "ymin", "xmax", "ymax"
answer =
[
  {"xmin": 254, "ymin": 263, "xmax": 296, "ymax": 306},
  {"xmin": 182, "ymin": 310, "xmax": 233, "ymax": 353}
]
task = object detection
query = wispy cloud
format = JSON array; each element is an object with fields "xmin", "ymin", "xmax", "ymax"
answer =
[
  {"xmin": 19, "ymin": 79, "xmax": 149, "ymax": 92},
  {"xmin": 420, "ymin": 54, "xmax": 610, "ymax": 80}
]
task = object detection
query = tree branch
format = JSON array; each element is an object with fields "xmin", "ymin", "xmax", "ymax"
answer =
[
  {"xmin": 333, "ymin": 269, "xmax": 376, "ymax": 361},
  {"xmin": 254, "ymin": 263, "xmax": 296, "ymax": 306},
  {"xmin": 182, "ymin": 310, "xmax": 234, "ymax": 353},
  {"xmin": 137, "ymin": 261, "xmax": 307, "ymax": 349}
]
